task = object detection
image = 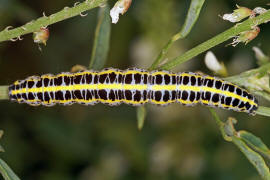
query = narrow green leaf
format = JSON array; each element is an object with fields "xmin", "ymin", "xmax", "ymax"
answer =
[
  {"xmin": 89, "ymin": 3, "xmax": 111, "ymax": 70},
  {"xmin": 232, "ymin": 136, "xmax": 270, "ymax": 180},
  {"xmin": 137, "ymin": 106, "xmax": 146, "ymax": 130},
  {"xmin": 0, "ymin": 159, "xmax": 20, "ymax": 180},
  {"xmin": 149, "ymin": 0, "xmax": 205, "ymax": 70},
  {"xmin": 253, "ymin": 92, "xmax": 270, "ymax": 103},
  {"xmin": 177, "ymin": 0, "xmax": 205, "ymax": 38},
  {"xmin": 239, "ymin": 130, "xmax": 270, "ymax": 160}
]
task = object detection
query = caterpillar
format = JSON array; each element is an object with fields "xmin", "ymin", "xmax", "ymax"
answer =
[{"xmin": 8, "ymin": 68, "xmax": 258, "ymax": 115}]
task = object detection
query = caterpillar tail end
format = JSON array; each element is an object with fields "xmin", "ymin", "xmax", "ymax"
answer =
[
  {"xmin": 249, "ymin": 97, "xmax": 259, "ymax": 116},
  {"xmin": 8, "ymin": 84, "xmax": 15, "ymax": 101}
]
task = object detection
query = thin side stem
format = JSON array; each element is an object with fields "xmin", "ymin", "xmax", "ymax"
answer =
[
  {"xmin": 208, "ymin": 108, "xmax": 229, "ymax": 141},
  {"xmin": 0, "ymin": 0, "xmax": 107, "ymax": 43}
]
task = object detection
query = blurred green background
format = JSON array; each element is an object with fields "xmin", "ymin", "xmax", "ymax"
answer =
[{"xmin": 0, "ymin": 0, "xmax": 270, "ymax": 179}]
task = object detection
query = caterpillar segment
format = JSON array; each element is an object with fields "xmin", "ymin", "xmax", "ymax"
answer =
[{"xmin": 8, "ymin": 68, "xmax": 258, "ymax": 115}]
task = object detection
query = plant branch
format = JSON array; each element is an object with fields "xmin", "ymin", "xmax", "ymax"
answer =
[
  {"xmin": 0, "ymin": 0, "xmax": 107, "ymax": 43},
  {"xmin": 208, "ymin": 108, "xmax": 230, "ymax": 141},
  {"xmin": 209, "ymin": 109, "xmax": 270, "ymax": 179},
  {"xmin": 159, "ymin": 10, "xmax": 270, "ymax": 70}
]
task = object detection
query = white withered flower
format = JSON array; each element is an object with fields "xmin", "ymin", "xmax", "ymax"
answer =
[
  {"xmin": 222, "ymin": 5, "xmax": 253, "ymax": 23},
  {"xmin": 204, "ymin": 51, "xmax": 227, "ymax": 76},
  {"xmin": 110, "ymin": 0, "xmax": 132, "ymax": 24},
  {"xmin": 205, "ymin": 51, "xmax": 222, "ymax": 72}
]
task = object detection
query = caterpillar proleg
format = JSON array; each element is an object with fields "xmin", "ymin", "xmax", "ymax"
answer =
[{"xmin": 8, "ymin": 68, "xmax": 258, "ymax": 115}]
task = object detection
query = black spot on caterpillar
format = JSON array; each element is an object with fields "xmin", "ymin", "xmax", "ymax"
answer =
[{"xmin": 8, "ymin": 68, "xmax": 258, "ymax": 115}]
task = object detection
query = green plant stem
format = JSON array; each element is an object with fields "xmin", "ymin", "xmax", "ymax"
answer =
[
  {"xmin": 0, "ymin": 86, "xmax": 8, "ymax": 100},
  {"xmin": 208, "ymin": 108, "xmax": 229, "ymax": 141},
  {"xmin": 0, "ymin": 0, "xmax": 107, "ymax": 43},
  {"xmin": 159, "ymin": 10, "xmax": 270, "ymax": 70},
  {"xmin": 149, "ymin": 0, "xmax": 205, "ymax": 70}
]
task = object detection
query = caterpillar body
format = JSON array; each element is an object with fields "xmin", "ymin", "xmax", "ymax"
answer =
[{"xmin": 8, "ymin": 68, "xmax": 258, "ymax": 115}]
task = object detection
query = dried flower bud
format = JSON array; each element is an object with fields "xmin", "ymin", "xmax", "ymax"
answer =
[
  {"xmin": 230, "ymin": 26, "xmax": 260, "ymax": 47},
  {"xmin": 241, "ymin": 26, "xmax": 260, "ymax": 43},
  {"xmin": 33, "ymin": 27, "xmax": 49, "ymax": 45},
  {"xmin": 204, "ymin": 51, "xmax": 227, "ymax": 76},
  {"xmin": 222, "ymin": 5, "xmax": 253, "ymax": 23},
  {"xmin": 110, "ymin": 0, "xmax": 132, "ymax": 24}
]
